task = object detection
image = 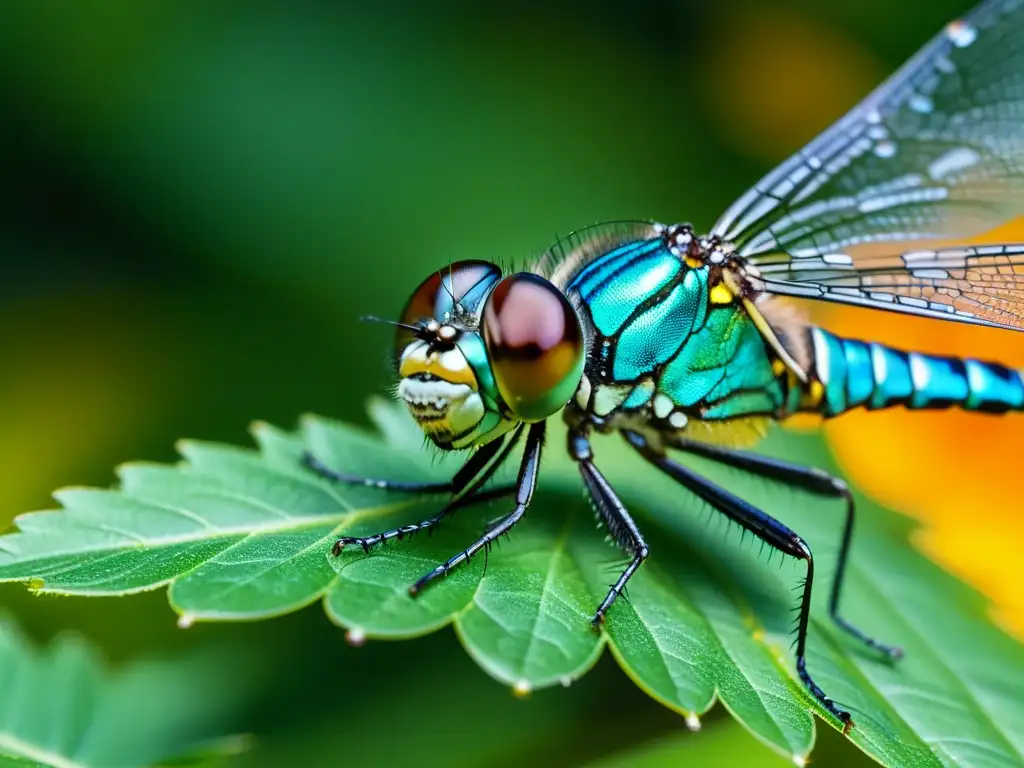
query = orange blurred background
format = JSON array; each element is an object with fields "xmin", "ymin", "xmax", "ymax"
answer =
[
  {"xmin": 708, "ymin": 4, "xmax": 1024, "ymax": 640},
  {"xmin": 0, "ymin": 1, "xmax": 1016, "ymax": 766}
]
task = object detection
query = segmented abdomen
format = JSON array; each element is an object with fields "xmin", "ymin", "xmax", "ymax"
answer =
[{"xmin": 807, "ymin": 327, "xmax": 1024, "ymax": 417}]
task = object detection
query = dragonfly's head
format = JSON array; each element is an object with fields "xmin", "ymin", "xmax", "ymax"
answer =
[{"xmin": 393, "ymin": 261, "xmax": 585, "ymax": 450}]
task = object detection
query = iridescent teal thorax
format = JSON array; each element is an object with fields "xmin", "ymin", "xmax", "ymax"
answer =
[{"xmin": 558, "ymin": 235, "xmax": 785, "ymax": 427}]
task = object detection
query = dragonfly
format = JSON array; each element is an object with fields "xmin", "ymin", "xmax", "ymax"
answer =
[{"xmin": 304, "ymin": 0, "xmax": 1024, "ymax": 734}]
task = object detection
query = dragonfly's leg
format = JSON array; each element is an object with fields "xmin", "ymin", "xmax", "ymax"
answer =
[
  {"xmin": 568, "ymin": 430, "xmax": 649, "ymax": 627},
  {"xmin": 665, "ymin": 436, "xmax": 902, "ymax": 661},
  {"xmin": 625, "ymin": 430, "xmax": 854, "ymax": 734},
  {"xmin": 328, "ymin": 427, "xmax": 524, "ymax": 555},
  {"xmin": 409, "ymin": 421, "xmax": 545, "ymax": 596},
  {"xmin": 333, "ymin": 484, "xmax": 517, "ymax": 555},
  {"xmin": 303, "ymin": 429, "xmax": 508, "ymax": 494}
]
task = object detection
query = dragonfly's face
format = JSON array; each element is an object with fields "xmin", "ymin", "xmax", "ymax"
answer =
[{"xmin": 395, "ymin": 262, "xmax": 585, "ymax": 450}]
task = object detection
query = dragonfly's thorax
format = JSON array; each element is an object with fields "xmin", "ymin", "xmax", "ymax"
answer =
[{"xmin": 544, "ymin": 222, "xmax": 799, "ymax": 444}]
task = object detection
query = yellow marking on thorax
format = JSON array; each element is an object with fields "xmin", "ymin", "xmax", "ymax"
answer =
[
  {"xmin": 685, "ymin": 255, "xmax": 703, "ymax": 269},
  {"xmin": 803, "ymin": 380, "xmax": 824, "ymax": 408},
  {"xmin": 709, "ymin": 283, "xmax": 733, "ymax": 304},
  {"xmin": 687, "ymin": 417, "xmax": 769, "ymax": 449}
]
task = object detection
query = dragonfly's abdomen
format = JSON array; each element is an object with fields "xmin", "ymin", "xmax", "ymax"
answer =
[{"xmin": 807, "ymin": 327, "xmax": 1024, "ymax": 416}]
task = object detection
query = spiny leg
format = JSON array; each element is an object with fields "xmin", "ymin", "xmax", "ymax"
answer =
[
  {"xmin": 625, "ymin": 430, "xmax": 854, "ymax": 734},
  {"xmin": 580, "ymin": 463, "xmax": 648, "ymax": 625},
  {"xmin": 666, "ymin": 435, "xmax": 901, "ymax": 660},
  {"xmin": 568, "ymin": 430, "xmax": 649, "ymax": 627},
  {"xmin": 304, "ymin": 451, "xmax": 451, "ymax": 493},
  {"xmin": 409, "ymin": 421, "xmax": 545, "ymax": 596},
  {"xmin": 303, "ymin": 428, "xmax": 509, "ymax": 494},
  {"xmin": 332, "ymin": 484, "xmax": 516, "ymax": 555},
  {"xmin": 330, "ymin": 427, "xmax": 524, "ymax": 554}
]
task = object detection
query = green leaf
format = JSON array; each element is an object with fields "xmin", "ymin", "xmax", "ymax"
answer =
[
  {"xmin": 585, "ymin": 713, "xmax": 879, "ymax": 768},
  {"xmin": 0, "ymin": 617, "xmax": 254, "ymax": 768},
  {"xmin": 1, "ymin": 399, "xmax": 1022, "ymax": 766},
  {"xmin": 587, "ymin": 718, "xmax": 796, "ymax": 768}
]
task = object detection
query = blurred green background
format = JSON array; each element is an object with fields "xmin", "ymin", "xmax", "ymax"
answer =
[{"xmin": 0, "ymin": 1, "xmax": 983, "ymax": 765}]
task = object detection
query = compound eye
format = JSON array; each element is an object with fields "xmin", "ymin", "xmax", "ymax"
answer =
[
  {"xmin": 482, "ymin": 273, "xmax": 584, "ymax": 421},
  {"xmin": 396, "ymin": 261, "xmax": 501, "ymax": 354}
]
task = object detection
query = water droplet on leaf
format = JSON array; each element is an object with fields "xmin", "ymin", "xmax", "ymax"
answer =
[{"xmin": 346, "ymin": 628, "xmax": 367, "ymax": 647}]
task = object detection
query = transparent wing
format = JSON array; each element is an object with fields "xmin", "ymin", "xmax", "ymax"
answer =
[
  {"xmin": 750, "ymin": 242, "xmax": 1024, "ymax": 330},
  {"xmin": 713, "ymin": 0, "xmax": 1024, "ymax": 286}
]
